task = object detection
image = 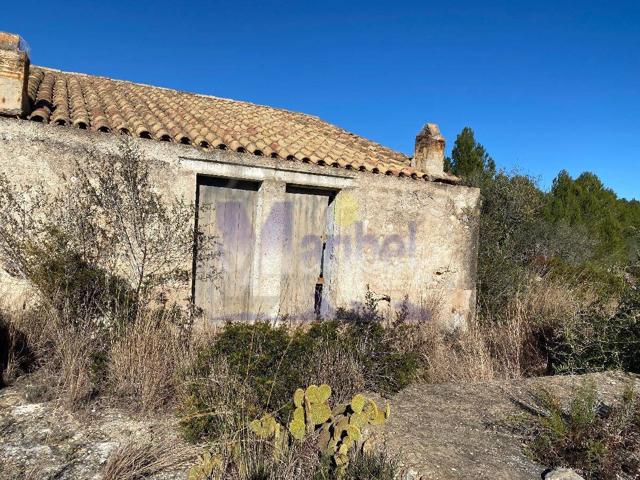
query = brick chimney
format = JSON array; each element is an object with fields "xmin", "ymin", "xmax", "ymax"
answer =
[
  {"xmin": 412, "ymin": 123, "xmax": 445, "ymax": 175},
  {"xmin": 0, "ymin": 32, "xmax": 30, "ymax": 117}
]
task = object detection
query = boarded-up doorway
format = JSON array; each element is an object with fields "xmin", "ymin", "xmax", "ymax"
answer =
[
  {"xmin": 281, "ymin": 186, "xmax": 334, "ymax": 318},
  {"xmin": 194, "ymin": 176, "xmax": 260, "ymax": 321}
]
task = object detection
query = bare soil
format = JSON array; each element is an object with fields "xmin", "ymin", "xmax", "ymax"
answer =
[{"xmin": 0, "ymin": 383, "xmax": 197, "ymax": 480}]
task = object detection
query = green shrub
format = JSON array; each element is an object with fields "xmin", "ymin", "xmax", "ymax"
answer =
[
  {"xmin": 335, "ymin": 290, "xmax": 419, "ymax": 393},
  {"xmin": 344, "ymin": 321, "xmax": 418, "ymax": 394},
  {"xmin": 521, "ymin": 381, "xmax": 640, "ymax": 479},
  {"xmin": 193, "ymin": 322, "xmax": 315, "ymax": 415},
  {"xmin": 547, "ymin": 286, "xmax": 640, "ymax": 374},
  {"xmin": 542, "ymin": 259, "xmax": 627, "ymax": 300},
  {"xmin": 181, "ymin": 322, "xmax": 318, "ymax": 441},
  {"xmin": 180, "ymin": 315, "xmax": 418, "ymax": 443},
  {"xmin": 28, "ymin": 239, "xmax": 136, "ymax": 330}
]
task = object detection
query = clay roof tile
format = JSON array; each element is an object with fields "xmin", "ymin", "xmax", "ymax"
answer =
[{"xmin": 22, "ymin": 66, "xmax": 457, "ymax": 183}]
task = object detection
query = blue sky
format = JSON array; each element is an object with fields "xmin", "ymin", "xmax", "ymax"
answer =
[{"xmin": 4, "ymin": 0, "xmax": 639, "ymax": 199}]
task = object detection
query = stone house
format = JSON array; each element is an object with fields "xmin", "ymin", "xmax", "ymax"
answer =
[{"xmin": 0, "ymin": 32, "xmax": 480, "ymax": 325}]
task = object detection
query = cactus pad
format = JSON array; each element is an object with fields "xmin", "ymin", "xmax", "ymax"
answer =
[
  {"xmin": 317, "ymin": 427, "xmax": 331, "ymax": 451},
  {"xmin": 288, "ymin": 418, "xmax": 305, "ymax": 440},
  {"xmin": 350, "ymin": 394, "xmax": 366, "ymax": 414},
  {"xmin": 305, "ymin": 384, "xmax": 319, "ymax": 402},
  {"xmin": 293, "ymin": 406, "xmax": 305, "ymax": 423},
  {"xmin": 370, "ymin": 409, "xmax": 386, "ymax": 425},
  {"xmin": 349, "ymin": 412, "xmax": 367, "ymax": 428},
  {"xmin": 346, "ymin": 424, "xmax": 361, "ymax": 441},
  {"xmin": 335, "ymin": 452, "xmax": 348, "ymax": 466},
  {"xmin": 308, "ymin": 402, "xmax": 332, "ymax": 425},
  {"xmin": 293, "ymin": 388, "xmax": 305, "ymax": 408},
  {"xmin": 250, "ymin": 414, "xmax": 278, "ymax": 438},
  {"xmin": 317, "ymin": 384, "xmax": 332, "ymax": 402}
]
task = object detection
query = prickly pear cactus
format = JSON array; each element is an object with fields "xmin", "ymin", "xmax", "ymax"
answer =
[
  {"xmin": 188, "ymin": 451, "xmax": 222, "ymax": 480},
  {"xmin": 251, "ymin": 385, "xmax": 391, "ymax": 478},
  {"xmin": 249, "ymin": 414, "xmax": 279, "ymax": 439},
  {"xmin": 287, "ymin": 383, "xmax": 333, "ymax": 437},
  {"xmin": 320, "ymin": 394, "xmax": 391, "ymax": 476}
]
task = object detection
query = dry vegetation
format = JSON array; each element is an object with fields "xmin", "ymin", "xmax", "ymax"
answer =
[
  {"xmin": 518, "ymin": 381, "xmax": 640, "ymax": 479},
  {"xmin": 101, "ymin": 438, "xmax": 194, "ymax": 480}
]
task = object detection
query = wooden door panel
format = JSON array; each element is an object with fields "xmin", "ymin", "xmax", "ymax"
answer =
[
  {"xmin": 281, "ymin": 187, "xmax": 332, "ymax": 317},
  {"xmin": 195, "ymin": 178, "xmax": 258, "ymax": 321}
]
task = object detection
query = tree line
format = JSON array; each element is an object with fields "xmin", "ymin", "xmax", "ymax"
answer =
[{"xmin": 444, "ymin": 127, "xmax": 640, "ymax": 314}]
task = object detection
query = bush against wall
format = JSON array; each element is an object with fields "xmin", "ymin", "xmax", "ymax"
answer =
[
  {"xmin": 179, "ymin": 314, "xmax": 418, "ymax": 443},
  {"xmin": 0, "ymin": 139, "xmax": 214, "ymax": 406}
]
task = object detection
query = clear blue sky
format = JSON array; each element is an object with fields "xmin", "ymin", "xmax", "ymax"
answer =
[{"xmin": 4, "ymin": 0, "xmax": 639, "ymax": 199}]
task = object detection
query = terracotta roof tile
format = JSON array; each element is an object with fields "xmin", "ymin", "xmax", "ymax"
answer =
[{"xmin": 23, "ymin": 66, "xmax": 458, "ymax": 183}]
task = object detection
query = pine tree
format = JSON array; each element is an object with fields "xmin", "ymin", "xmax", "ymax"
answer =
[
  {"xmin": 445, "ymin": 127, "xmax": 495, "ymax": 180},
  {"xmin": 545, "ymin": 170, "xmax": 631, "ymax": 265}
]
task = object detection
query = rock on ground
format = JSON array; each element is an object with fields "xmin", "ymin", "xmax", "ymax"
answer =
[
  {"xmin": 544, "ymin": 468, "xmax": 585, "ymax": 479},
  {"xmin": 0, "ymin": 385, "xmax": 197, "ymax": 480}
]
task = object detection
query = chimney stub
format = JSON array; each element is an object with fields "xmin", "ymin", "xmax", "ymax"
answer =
[
  {"xmin": 412, "ymin": 123, "xmax": 445, "ymax": 176},
  {"xmin": 0, "ymin": 32, "xmax": 30, "ymax": 117}
]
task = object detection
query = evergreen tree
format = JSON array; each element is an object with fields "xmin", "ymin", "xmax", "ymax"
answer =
[
  {"xmin": 545, "ymin": 170, "xmax": 633, "ymax": 265},
  {"xmin": 445, "ymin": 127, "xmax": 496, "ymax": 180}
]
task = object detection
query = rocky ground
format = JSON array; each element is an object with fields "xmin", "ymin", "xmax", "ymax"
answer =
[
  {"xmin": 1, "ymin": 371, "xmax": 638, "ymax": 479},
  {"xmin": 378, "ymin": 371, "xmax": 640, "ymax": 479},
  {"xmin": 0, "ymin": 385, "xmax": 198, "ymax": 479}
]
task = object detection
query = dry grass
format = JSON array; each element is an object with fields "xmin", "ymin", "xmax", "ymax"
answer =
[
  {"xmin": 306, "ymin": 342, "xmax": 366, "ymax": 404},
  {"xmin": 108, "ymin": 309, "xmax": 192, "ymax": 412},
  {"xmin": 4, "ymin": 307, "xmax": 100, "ymax": 405},
  {"xmin": 3, "ymin": 304, "xmax": 194, "ymax": 410},
  {"xmin": 102, "ymin": 437, "xmax": 194, "ymax": 480},
  {"xmin": 188, "ymin": 429, "xmax": 325, "ymax": 480},
  {"xmin": 1, "ymin": 274, "xmax": 595, "ymax": 416},
  {"xmin": 415, "ymin": 279, "xmax": 586, "ymax": 383}
]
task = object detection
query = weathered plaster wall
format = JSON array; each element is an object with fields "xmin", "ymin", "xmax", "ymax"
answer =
[
  {"xmin": 328, "ymin": 176, "xmax": 479, "ymax": 326},
  {"xmin": 0, "ymin": 118, "xmax": 480, "ymax": 325}
]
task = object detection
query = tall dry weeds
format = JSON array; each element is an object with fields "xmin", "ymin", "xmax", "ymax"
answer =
[
  {"xmin": 0, "ymin": 139, "xmax": 214, "ymax": 410},
  {"xmin": 306, "ymin": 342, "xmax": 366, "ymax": 404},
  {"xmin": 4, "ymin": 307, "xmax": 101, "ymax": 405},
  {"xmin": 108, "ymin": 309, "xmax": 193, "ymax": 412},
  {"xmin": 416, "ymin": 279, "xmax": 587, "ymax": 383},
  {"xmin": 102, "ymin": 437, "xmax": 194, "ymax": 480}
]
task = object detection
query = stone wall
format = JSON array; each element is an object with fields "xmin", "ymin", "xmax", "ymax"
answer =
[{"xmin": 0, "ymin": 118, "xmax": 480, "ymax": 325}]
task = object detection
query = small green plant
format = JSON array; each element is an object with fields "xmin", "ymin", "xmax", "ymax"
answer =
[
  {"xmin": 250, "ymin": 384, "xmax": 390, "ymax": 478},
  {"xmin": 520, "ymin": 381, "xmax": 640, "ymax": 479},
  {"xmin": 188, "ymin": 451, "xmax": 223, "ymax": 480}
]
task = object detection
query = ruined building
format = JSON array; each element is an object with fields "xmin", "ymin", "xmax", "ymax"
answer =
[{"xmin": 0, "ymin": 32, "xmax": 480, "ymax": 325}]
